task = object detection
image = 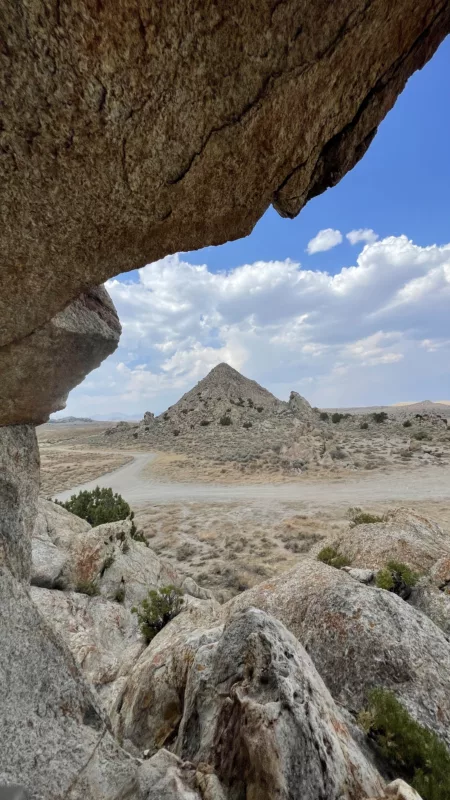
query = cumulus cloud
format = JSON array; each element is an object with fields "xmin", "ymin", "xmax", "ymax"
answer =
[
  {"xmin": 346, "ymin": 228, "xmax": 379, "ymax": 245},
  {"xmin": 306, "ymin": 228, "xmax": 343, "ymax": 254},
  {"xmin": 61, "ymin": 236, "xmax": 450, "ymax": 416}
]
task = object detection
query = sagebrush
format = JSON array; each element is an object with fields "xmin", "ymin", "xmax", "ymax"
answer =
[{"xmin": 317, "ymin": 546, "xmax": 350, "ymax": 569}]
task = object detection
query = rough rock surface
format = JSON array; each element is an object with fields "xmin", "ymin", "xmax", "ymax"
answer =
[
  {"xmin": 137, "ymin": 750, "xmax": 201, "ymax": 800},
  {"xmin": 31, "ymin": 586, "xmax": 145, "ymax": 713},
  {"xmin": 0, "ymin": 286, "xmax": 121, "ymax": 426},
  {"xmin": 2, "ymin": 2, "xmax": 449, "ymax": 358},
  {"xmin": 0, "ymin": 425, "xmax": 40, "ymax": 580},
  {"xmin": 334, "ymin": 508, "xmax": 450, "ymax": 574},
  {"xmin": 32, "ymin": 498, "xmax": 177, "ymax": 604},
  {"xmin": 0, "ymin": 567, "xmax": 141, "ymax": 799},
  {"xmin": 409, "ymin": 583, "xmax": 450, "ymax": 636},
  {"xmin": 228, "ymin": 559, "xmax": 450, "ymax": 746},
  {"xmin": 173, "ymin": 608, "xmax": 384, "ymax": 799},
  {"xmin": 112, "ymin": 597, "xmax": 223, "ymax": 755}
]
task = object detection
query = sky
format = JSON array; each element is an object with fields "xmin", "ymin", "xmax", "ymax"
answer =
[{"xmin": 60, "ymin": 36, "xmax": 450, "ymax": 420}]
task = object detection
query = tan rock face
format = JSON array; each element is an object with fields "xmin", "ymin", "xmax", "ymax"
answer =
[
  {"xmin": 1, "ymin": 1, "xmax": 449, "ymax": 355},
  {"xmin": 0, "ymin": 286, "xmax": 121, "ymax": 426}
]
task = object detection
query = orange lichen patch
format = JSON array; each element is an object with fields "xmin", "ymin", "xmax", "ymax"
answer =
[{"xmin": 75, "ymin": 541, "xmax": 103, "ymax": 583}]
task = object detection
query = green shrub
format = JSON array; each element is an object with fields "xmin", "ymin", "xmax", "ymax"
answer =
[
  {"xmin": 256, "ymin": 406, "xmax": 264, "ymax": 413},
  {"xmin": 319, "ymin": 412, "xmax": 329, "ymax": 421},
  {"xmin": 317, "ymin": 546, "xmax": 350, "ymax": 569},
  {"xmin": 132, "ymin": 585, "xmax": 183, "ymax": 643},
  {"xmin": 76, "ymin": 580, "xmax": 100, "ymax": 597},
  {"xmin": 413, "ymin": 430, "xmax": 430, "ymax": 441},
  {"xmin": 200, "ymin": 420, "xmax": 210, "ymax": 426},
  {"xmin": 57, "ymin": 487, "xmax": 131, "ymax": 528},
  {"xmin": 360, "ymin": 421, "xmax": 369, "ymax": 430},
  {"xmin": 348, "ymin": 507, "xmax": 384, "ymax": 526},
  {"xmin": 331, "ymin": 412, "xmax": 344, "ymax": 424},
  {"xmin": 173, "ymin": 429, "xmax": 180, "ymax": 436},
  {"xmin": 376, "ymin": 560, "xmax": 419, "ymax": 599},
  {"xmin": 359, "ymin": 688, "xmax": 450, "ymax": 800},
  {"xmin": 219, "ymin": 415, "xmax": 232, "ymax": 426},
  {"xmin": 100, "ymin": 553, "xmax": 115, "ymax": 575},
  {"xmin": 403, "ymin": 420, "xmax": 412, "ymax": 428},
  {"xmin": 372, "ymin": 411, "xmax": 388, "ymax": 423},
  {"xmin": 243, "ymin": 421, "xmax": 253, "ymax": 429}
]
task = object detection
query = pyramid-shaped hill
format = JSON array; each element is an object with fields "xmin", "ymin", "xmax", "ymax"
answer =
[{"xmin": 159, "ymin": 363, "xmax": 284, "ymax": 429}]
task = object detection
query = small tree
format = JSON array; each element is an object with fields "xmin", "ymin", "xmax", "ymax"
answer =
[
  {"xmin": 220, "ymin": 415, "xmax": 232, "ymax": 426},
  {"xmin": 376, "ymin": 560, "xmax": 418, "ymax": 599},
  {"xmin": 57, "ymin": 487, "xmax": 131, "ymax": 527},
  {"xmin": 372, "ymin": 411, "xmax": 388, "ymax": 424},
  {"xmin": 359, "ymin": 689, "xmax": 450, "ymax": 800},
  {"xmin": 403, "ymin": 419, "xmax": 412, "ymax": 428},
  {"xmin": 331, "ymin": 412, "xmax": 344, "ymax": 424},
  {"xmin": 132, "ymin": 585, "xmax": 183, "ymax": 643},
  {"xmin": 319, "ymin": 412, "xmax": 329, "ymax": 421}
]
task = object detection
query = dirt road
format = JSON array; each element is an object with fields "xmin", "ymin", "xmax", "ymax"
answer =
[{"xmin": 54, "ymin": 451, "xmax": 450, "ymax": 509}]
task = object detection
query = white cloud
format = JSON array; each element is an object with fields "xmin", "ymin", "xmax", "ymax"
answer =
[
  {"xmin": 62, "ymin": 236, "xmax": 450, "ymax": 416},
  {"xmin": 346, "ymin": 228, "xmax": 379, "ymax": 245},
  {"xmin": 306, "ymin": 228, "xmax": 343, "ymax": 254}
]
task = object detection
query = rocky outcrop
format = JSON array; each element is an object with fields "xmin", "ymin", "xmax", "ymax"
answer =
[
  {"xmin": 112, "ymin": 597, "xmax": 223, "ymax": 755},
  {"xmin": 115, "ymin": 608, "xmax": 385, "ymax": 798},
  {"xmin": 0, "ymin": 425, "xmax": 40, "ymax": 580},
  {"xmin": 175, "ymin": 609, "xmax": 384, "ymax": 799},
  {"xmin": 0, "ymin": 567, "xmax": 141, "ymax": 799},
  {"xmin": 0, "ymin": 287, "xmax": 121, "ymax": 426},
  {"xmin": 228, "ymin": 559, "xmax": 450, "ymax": 747},
  {"xmin": 143, "ymin": 412, "xmax": 155, "ymax": 425},
  {"xmin": 2, "ymin": 2, "xmax": 449, "ymax": 365},
  {"xmin": 30, "ymin": 586, "xmax": 145, "ymax": 713},
  {"xmin": 333, "ymin": 508, "xmax": 450, "ymax": 574},
  {"xmin": 32, "ymin": 499, "xmax": 177, "ymax": 604}
]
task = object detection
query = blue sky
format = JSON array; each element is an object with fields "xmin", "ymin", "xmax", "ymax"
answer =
[{"xmin": 61, "ymin": 37, "xmax": 450, "ymax": 419}]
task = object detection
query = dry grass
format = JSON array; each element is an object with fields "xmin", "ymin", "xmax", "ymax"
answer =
[{"xmin": 39, "ymin": 449, "xmax": 133, "ymax": 494}]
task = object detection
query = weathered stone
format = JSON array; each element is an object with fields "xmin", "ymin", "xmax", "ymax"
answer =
[
  {"xmin": 431, "ymin": 553, "xmax": 450, "ymax": 587},
  {"xmin": 0, "ymin": 567, "xmax": 141, "ymax": 799},
  {"xmin": 409, "ymin": 582, "xmax": 450, "ymax": 636},
  {"xmin": 0, "ymin": 286, "xmax": 121, "ymax": 426},
  {"xmin": 368, "ymin": 779, "xmax": 424, "ymax": 800},
  {"xmin": 30, "ymin": 586, "xmax": 145, "ymax": 713},
  {"xmin": 228, "ymin": 559, "xmax": 450, "ymax": 747},
  {"xmin": 342, "ymin": 566, "xmax": 375, "ymax": 584},
  {"xmin": 288, "ymin": 390, "xmax": 314, "ymax": 420},
  {"xmin": 143, "ymin": 412, "xmax": 155, "ymax": 425},
  {"xmin": 0, "ymin": 425, "xmax": 39, "ymax": 580},
  {"xmin": 174, "ymin": 608, "xmax": 384, "ymax": 799},
  {"xmin": 1, "ymin": 2, "xmax": 449, "ymax": 361},
  {"xmin": 137, "ymin": 749, "xmax": 201, "ymax": 800},
  {"xmin": 335, "ymin": 508, "xmax": 450, "ymax": 574},
  {"xmin": 31, "ymin": 499, "xmax": 177, "ymax": 604},
  {"xmin": 112, "ymin": 597, "xmax": 223, "ymax": 755}
]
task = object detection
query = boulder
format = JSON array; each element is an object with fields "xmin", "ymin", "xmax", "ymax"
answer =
[
  {"xmin": 174, "ymin": 608, "xmax": 384, "ymax": 799},
  {"xmin": 0, "ymin": 566, "xmax": 141, "ymax": 799},
  {"xmin": 0, "ymin": 425, "xmax": 40, "ymax": 580},
  {"xmin": 2, "ymin": 1, "xmax": 449, "ymax": 371},
  {"xmin": 0, "ymin": 287, "xmax": 121, "ymax": 426},
  {"xmin": 32, "ymin": 499, "xmax": 178, "ymax": 605},
  {"xmin": 431, "ymin": 554, "xmax": 450, "ymax": 587},
  {"xmin": 334, "ymin": 508, "xmax": 450, "ymax": 574},
  {"xmin": 288, "ymin": 390, "xmax": 314, "ymax": 420},
  {"xmin": 112, "ymin": 596, "xmax": 223, "ymax": 755},
  {"xmin": 342, "ymin": 567, "xmax": 375, "ymax": 584},
  {"xmin": 31, "ymin": 586, "xmax": 145, "ymax": 713},
  {"xmin": 227, "ymin": 559, "xmax": 450, "ymax": 747}
]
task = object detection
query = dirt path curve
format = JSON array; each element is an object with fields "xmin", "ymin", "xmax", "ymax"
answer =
[{"xmin": 54, "ymin": 450, "xmax": 450, "ymax": 509}]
